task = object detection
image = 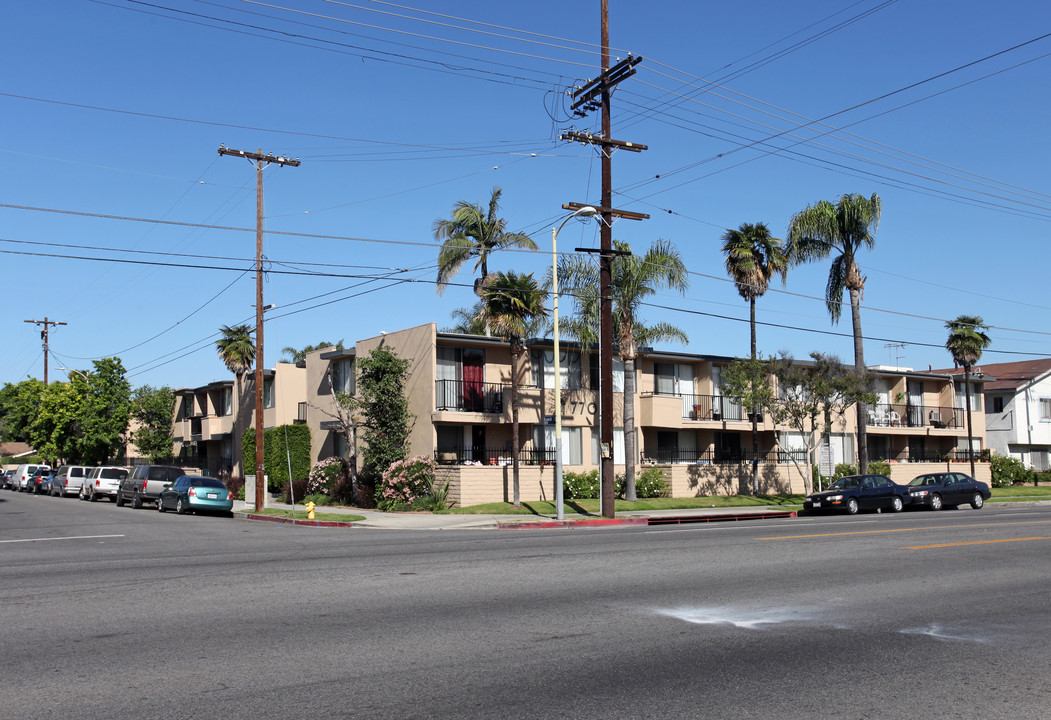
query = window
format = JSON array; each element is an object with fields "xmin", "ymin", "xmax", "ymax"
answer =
[
  {"xmin": 334, "ymin": 432, "xmax": 350, "ymax": 461},
  {"xmin": 534, "ymin": 425, "xmax": 583, "ymax": 465},
  {"xmin": 1041, "ymin": 398, "xmax": 1051, "ymax": 421},
  {"xmin": 219, "ymin": 387, "xmax": 232, "ymax": 416},
  {"xmin": 263, "ymin": 378, "xmax": 275, "ymax": 409},
  {"xmin": 331, "ymin": 358, "xmax": 354, "ymax": 395},
  {"xmin": 182, "ymin": 396, "xmax": 193, "ymax": 419},
  {"xmin": 955, "ymin": 382, "xmax": 983, "ymax": 412},
  {"xmin": 588, "ymin": 354, "xmax": 626, "ymax": 392},
  {"xmin": 532, "ymin": 349, "xmax": 582, "ymax": 390},
  {"xmin": 991, "ymin": 396, "xmax": 1005, "ymax": 413},
  {"xmin": 590, "ymin": 428, "xmax": 626, "ymax": 465}
]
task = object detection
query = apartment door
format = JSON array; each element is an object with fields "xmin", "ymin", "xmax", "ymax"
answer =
[
  {"xmin": 907, "ymin": 380, "xmax": 924, "ymax": 427},
  {"xmin": 715, "ymin": 431, "xmax": 741, "ymax": 463},
  {"xmin": 463, "ymin": 349, "xmax": 484, "ymax": 412},
  {"xmin": 656, "ymin": 430, "xmax": 678, "ymax": 463},
  {"xmin": 471, "ymin": 425, "xmax": 486, "ymax": 462}
]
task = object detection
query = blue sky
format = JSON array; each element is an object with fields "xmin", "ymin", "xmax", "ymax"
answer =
[{"xmin": 2, "ymin": 0, "xmax": 1049, "ymax": 390}]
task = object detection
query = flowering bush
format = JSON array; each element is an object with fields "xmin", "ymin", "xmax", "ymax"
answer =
[
  {"xmin": 307, "ymin": 457, "xmax": 347, "ymax": 497},
  {"xmin": 377, "ymin": 456, "xmax": 437, "ymax": 511}
]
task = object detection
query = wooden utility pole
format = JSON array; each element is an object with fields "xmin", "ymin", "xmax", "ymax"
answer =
[
  {"xmin": 217, "ymin": 145, "xmax": 301, "ymax": 512},
  {"xmin": 562, "ymin": 2, "xmax": 646, "ymax": 518},
  {"xmin": 24, "ymin": 317, "xmax": 67, "ymax": 385}
]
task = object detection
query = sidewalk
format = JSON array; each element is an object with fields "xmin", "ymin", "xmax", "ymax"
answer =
[{"xmin": 235, "ymin": 500, "xmax": 800, "ymax": 530}]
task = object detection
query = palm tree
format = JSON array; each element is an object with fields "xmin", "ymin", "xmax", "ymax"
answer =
[
  {"xmin": 281, "ymin": 340, "xmax": 343, "ymax": 364},
  {"xmin": 477, "ymin": 271, "xmax": 549, "ymax": 507},
  {"xmin": 556, "ymin": 239, "xmax": 689, "ymax": 501},
  {"xmin": 945, "ymin": 315, "xmax": 991, "ymax": 477},
  {"xmin": 434, "ymin": 187, "xmax": 538, "ymax": 335},
  {"xmin": 786, "ymin": 192, "xmax": 881, "ymax": 473},
  {"xmin": 443, "ymin": 302, "xmax": 488, "ymax": 335},
  {"xmin": 721, "ymin": 222, "xmax": 788, "ymax": 495},
  {"xmin": 215, "ymin": 324, "xmax": 255, "ymax": 479}
]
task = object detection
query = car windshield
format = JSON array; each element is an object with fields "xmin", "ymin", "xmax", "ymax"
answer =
[
  {"xmin": 829, "ymin": 477, "xmax": 862, "ymax": 490},
  {"xmin": 191, "ymin": 478, "xmax": 227, "ymax": 489},
  {"xmin": 908, "ymin": 475, "xmax": 942, "ymax": 487}
]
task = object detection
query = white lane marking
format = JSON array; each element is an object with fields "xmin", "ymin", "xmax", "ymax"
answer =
[
  {"xmin": 0, "ymin": 534, "xmax": 125, "ymax": 544},
  {"xmin": 657, "ymin": 605, "xmax": 817, "ymax": 629}
]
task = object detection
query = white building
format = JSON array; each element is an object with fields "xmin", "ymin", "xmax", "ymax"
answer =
[{"xmin": 971, "ymin": 359, "xmax": 1051, "ymax": 471}]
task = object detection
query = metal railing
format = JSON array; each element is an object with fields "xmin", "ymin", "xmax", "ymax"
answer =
[
  {"xmin": 904, "ymin": 449, "xmax": 986, "ymax": 463},
  {"xmin": 654, "ymin": 392, "xmax": 745, "ymax": 421},
  {"xmin": 435, "ymin": 380, "xmax": 507, "ymax": 414},
  {"xmin": 645, "ymin": 448, "xmax": 807, "ymax": 465},
  {"xmin": 867, "ymin": 404, "xmax": 963, "ymax": 429},
  {"xmin": 434, "ymin": 446, "xmax": 556, "ymax": 465}
]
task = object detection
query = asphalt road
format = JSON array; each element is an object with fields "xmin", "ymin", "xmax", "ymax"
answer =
[{"xmin": 3, "ymin": 490, "xmax": 1050, "ymax": 719}]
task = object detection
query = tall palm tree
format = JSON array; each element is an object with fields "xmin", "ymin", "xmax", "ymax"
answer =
[
  {"xmin": 721, "ymin": 222, "xmax": 788, "ymax": 495},
  {"xmin": 477, "ymin": 271, "xmax": 549, "ymax": 507},
  {"xmin": 556, "ymin": 239, "xmax": 689, "ymax": 501},
  {"xmin": 434, "ymin": 187, "xmax": 538, "ymax": 335},
  {"xmin": 281, "ymin": 340, "xmax": 343, "ymax": 364},
  {"xmin": 945, "ymin": 315, "xmax": 991, "ymax": 477},
  {"xmin": 215, "ymin": 324, "xmax": 255, "ymax": 479},
  {"xmin": 786, "ymin": 192, "xmax": 881, "ymax": 473}
]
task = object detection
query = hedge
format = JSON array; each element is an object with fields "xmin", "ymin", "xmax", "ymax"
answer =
[{"xmin": 241, "ymin": 423, "xmax": 312, "ymax": 491}]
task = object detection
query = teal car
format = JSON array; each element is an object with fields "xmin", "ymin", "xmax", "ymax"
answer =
[{"xmin": 157, "ymin": 476, "xmax": 234, "ymax": 517}]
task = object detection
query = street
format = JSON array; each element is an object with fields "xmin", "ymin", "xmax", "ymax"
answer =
[{"xmin": 3, "ymin": 490, "xmax": 1050, "ymax": 719}]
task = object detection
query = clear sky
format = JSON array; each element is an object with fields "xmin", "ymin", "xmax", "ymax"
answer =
[{"xmin": 2, "ymin": 0, "xmax": 1048, "ymax": 390}]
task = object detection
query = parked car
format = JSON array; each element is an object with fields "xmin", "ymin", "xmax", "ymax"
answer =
[
  {"xmin": 157, "ymin": 476, "xmax": 234, "ymax": 517},
  {"xmin": 117, "ymin": 465, "xmax": 186, "ymax": 508},
  {"xmin": 50, "ymin": 465, "xmax": 91, "ymax": 497},
  {"xmin": 25, "ymin": 467, "xmax": 54, "ymax": 494},
  {"xmin": 10, "ymin": 463, "xmax": 50, "ymax": 492},
  {"xmin": 80, "ymin": 466, "xmax": 129, "ymax": 502},
  {"xmin": 906, "ymin": 472, "xmax": 991, "ymax": 511},
  {"xmin": 803, "ymin": 474, "xmax": 908, "ymax": 515},
  {"xmin": 1, "ymin": 469, "xmax": 14, "ymax": 489}
]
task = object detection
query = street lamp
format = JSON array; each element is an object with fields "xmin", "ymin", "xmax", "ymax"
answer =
[{"xmin": 552, "ymin": 206, "xmax": 598, "ymax": 520}]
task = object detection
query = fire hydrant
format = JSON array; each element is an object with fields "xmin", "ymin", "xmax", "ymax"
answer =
[{"xmin": 305, "ymin": 501, "xmax": 316, "ymax": 520}]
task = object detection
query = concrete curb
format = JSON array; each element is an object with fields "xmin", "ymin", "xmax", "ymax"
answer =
[
  {"xmin": 498, "ymin": 517, "xmax": 649, "ymax": 529},
  {"xmin": 497, "ymin": 510, "xmax": 798, "ymax": 529},
  {"xmin": 243, "ymin": 513, "xmax": 355, "ymax": 528}
]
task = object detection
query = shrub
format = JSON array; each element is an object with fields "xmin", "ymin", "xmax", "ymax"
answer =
[
  {"xmin": 563, "ymin": 469, "xmax": 600, "ymax": 499},
  {"xmin": 869, "ymin": 460, "xmax": 891, "ymax": 476},
  {"xmin": 302, "ymin": 492, "xmax": 334, "ymax": 507},
  {"xmin": 281, "ymin": 477, "xmax": 310, "ymax": 504},
  {"xmin": 635, "ymin": 466, "xmax": 669, "ymax": 498},
  {"xmin": 990, "ymin": 454, "xmax": 1033, "ymax": 488},
  {"xmin": 832, "ymin": 463, "xmax": 858, "ymax": 480},
  {"xmin": 377, "ymin": 456, "xmax": 437, "ymax": 511},
  {"xmin": 307, "ymin": 457, "xmax": 346, "ymax": 497}
]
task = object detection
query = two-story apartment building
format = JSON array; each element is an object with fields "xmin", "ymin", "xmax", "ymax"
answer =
[
  {"xmin": 302, "ymin": 323, "xmax": 989, "ymax": 506},
  {"xmin": 172, "ymin": 362, "xmax": 306, "ymax": 477}
]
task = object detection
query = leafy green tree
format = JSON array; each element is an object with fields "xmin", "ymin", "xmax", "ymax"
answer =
[
  {"xmin": 945, "ymin": 315, "xmax": 991, "ymax": 477},
  {"xmin": 215, "ymin": 324, "xmax": 255, "ymax": 478},
  {"xmin": 131, "ymin": 385, "xmax": 176, "ymax": 462},
  {"xmin": 556, "ymin": 239, "xmax": 689, "ymax": 501},
  {"xmin": 786, "ymin": 192, "xmax": 881, "ymax": 473},
  {"xmin": 281, "ymin": 341, "xmax": 343, "ymax": 364},
  {"xmin": 77, "ymin": 357, "xmax": 132, "ymax": 465},
  {"xmin": 30, "ymin": 381, "xmax": 84, "ymax": 463},
  {"xmin": 0, "ymin": 378, "xmax": 45, "ymax": 443},
  {"xmin": 357, "ymin": 346, "xmax": 413, "ymax": 494},
  {"xmin": 442, "ymin": 302, "xmax": 488, "ymax": 335},
  {"xmin": 720, "ymin": 356, "xmax": 778, "ymax": 490},
  {"xmin": 478, "ymin": 271, "xmax": 549, "ymax": 506},
  {"xmin": 434, "ymin": 187, "xmax": 538, "ymax": 335},
  {"xmin": 722, "ymin": 222, "xmax": 788, "ymax": 494}
]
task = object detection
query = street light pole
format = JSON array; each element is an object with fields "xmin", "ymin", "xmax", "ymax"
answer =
[{"xmin": 552, "ymin": 206, "xmax": 597, "ymax": 520}]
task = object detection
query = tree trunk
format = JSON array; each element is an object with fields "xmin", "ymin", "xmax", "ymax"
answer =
[
  {"xmin": 749, "ymin": 296, "xmax": 759, "ymax": 495},
  {"xmin": 964, "ymin": 366, "xmax": 975, "ymax": 477},
  {"xmin": 510, "ymin": 344, "xmax": 521, "ymax": 506},
  {"xmin": 850, "ymin": 286, "xmax": 868, "ymax": 474},
  {"xmin": 624, "ymin": 355, "xmax": 637, "ymax": 501}
]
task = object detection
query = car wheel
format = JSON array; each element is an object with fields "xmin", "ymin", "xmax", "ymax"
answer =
[
  {"xmin": 929, "ymin": 493, "xmax": 943, "ymax": 511},
  {"xmin": 132, "ymin": 494, "xmax": 143, "ymax": 510},
  {"xmin": 225, "ymin": 511, "xmax": 234, "ymax": 519},
  {"xmin": 971, "ymin": 493, "xmax": 985, "ymax": 510},
  {"xmin": 79, "ymin": 488, "xmax": 86, "ymax": 501},
  {"xmin": 89, "ymin": 489, "xmax": 98, "ymax": 502},
  {"xmin": 176, "ymin": 498, "xmax": 186, "ymax": 515},
  {"xmin": 157, "ymin": 497, "xmax": 165, "ymax": 512},
  {"xmin": 115, "ymin": 492, "xmax": 125, "ymax": 507},
  {"xmin": 845, "ymin": 498, "xmax": 859, "ymax": 515},
  {"xmin": 890, "ymin": 496, "xmax": 904, "ymax": 513}
]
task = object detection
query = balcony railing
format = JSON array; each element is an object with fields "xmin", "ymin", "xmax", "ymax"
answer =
[
  {"xmin": 435, "ymin": 446, "xmax": 556, "ymax": 465},
  {"xmin": 435, "ymin": 380, "xmax": 507, "ymax": 414},
  {"xmin": 904, "ymin": 449, "xmax": 986, "ymax": 463},
  {"xmin": 655, "ymin": 392, "xmax": 745, "ymax": 421},
  {"xmin": 867, "ymin": 404, "xmax": 963, "ymax": 429},
  {"xmin": 646, "ymin": 448, "xmax": 807, "ymax": 465}
]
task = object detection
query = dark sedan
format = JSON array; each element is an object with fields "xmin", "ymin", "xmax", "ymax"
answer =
[
  {"xmin": 804, "ymin": 474, "xmax": 908, "ymax": 515},
  {"xmin": 24, "ymin": 467, "xmax": 54, "ymax": 495},
  {"xmin": 906, "ymin": 472, "xmax": 991, "ymax": 510}
]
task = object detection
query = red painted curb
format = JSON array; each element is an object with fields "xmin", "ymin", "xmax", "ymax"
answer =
[
  {"xmin": 646, "ymin": 510, "xmax": 797, "ymax": 525},
  {"xmin": 244, "ymin": 513, "xmax": 355, "ymax": 528},
  {"xmin": 498, "ymin": 517, "xmax": 649, "ymax": 529}
]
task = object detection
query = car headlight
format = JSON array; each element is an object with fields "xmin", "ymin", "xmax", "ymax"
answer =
[{"xmin": 826, "ymin": 494, "xmax": 842, "ymax": 502}]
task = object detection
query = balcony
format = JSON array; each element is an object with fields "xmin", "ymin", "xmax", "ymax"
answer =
[
  {"xmin": 641, "ymin": 392, "xmax": 746, "ymax": 425},
  {"xmin": 867, "ymin": 404, "xmax": 963, "ymax": 429},
  {"xmin": 435, "ymin": 446, "xmax": 556, "ymax": 466},
  {"xmin": 645, "ymin": 448, "xmax": 806, "ymax": 465},
  {"xmin": 435, "ymin": 379, "xmax": 506, "ymax": 414}
]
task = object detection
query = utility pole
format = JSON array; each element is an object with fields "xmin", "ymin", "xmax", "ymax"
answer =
[
  {"xmin": 561, "ymin": 2, "xmax": 647, "ymax": 518},
  {"xmin": 218, "ymin": 145, "xmax": 301, "ymax": 512},
  {"xmin": 24, "ymin": 317, "xmax": 67, "ymax": 385}
]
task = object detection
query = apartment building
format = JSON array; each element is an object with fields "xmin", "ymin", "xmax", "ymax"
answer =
[
  {"xmin": 303, "ymin": 323, "xmax": 990, "ymax": 506},
  {"xmin": 172, "ymin": 362, "xmax": 306, "ymax": 477}
]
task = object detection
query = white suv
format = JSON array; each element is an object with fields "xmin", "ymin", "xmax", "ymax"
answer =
[{"xmin": 79, "ymin": 466, "xmax": 129, "ymax": 502}]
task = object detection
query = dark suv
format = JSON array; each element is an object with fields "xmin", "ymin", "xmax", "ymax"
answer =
[{"xmin": 116, "ymin": 465, "xmax": 186, "ymax": 508}]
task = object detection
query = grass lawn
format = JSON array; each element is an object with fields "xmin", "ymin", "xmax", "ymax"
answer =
[
  {"xmin": 245, "ymin": 508, "xmax": 367, "ymax": 522},
  {"xmin": 990, "ymin": 485, "xmax": 1051, "ymax": 501},
  {"xmin": 450, "ymin": 494, "xmax": 806, "ymax": 516}
]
